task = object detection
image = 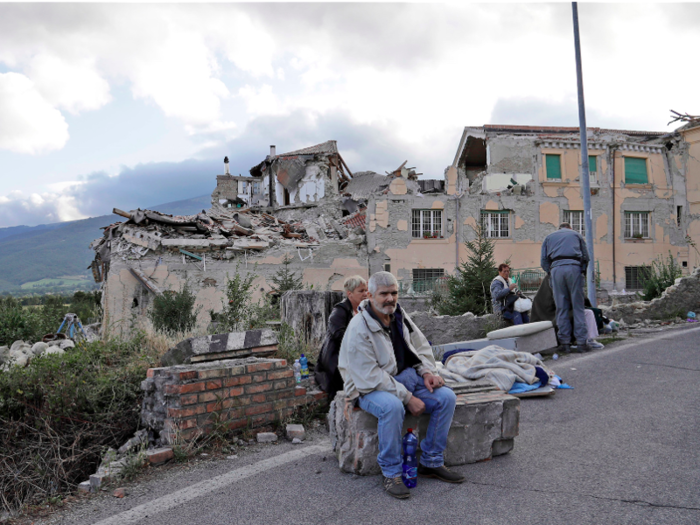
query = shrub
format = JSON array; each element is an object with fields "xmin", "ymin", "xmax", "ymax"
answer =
[
  {"xmin": 438, "ymin": 225, "xmax": 499, "ymax": 316},
  {"xmin": 0, "ymin": 297, "xmax": 38, "ymax": 346},
  {"xmin": 639, "ymin": 252, "xmax": 683, "ymax": 301},
  {"xmin": 148, "ymin": 285, "xmax": 201, "ymax": 335},
  {"xmin": 217, "ymin": 263, "xmax": 258, "ymax": 332},
  {"xmin": 0, "ymin": 335, "xmax": 159, "ymax": 514},
  {"xmin": 270, "ymin": 254, "xmax": 303, "ymax": 296},
  {"xmin": 69, "ymin": 291, "xmax": 102, "ymax": 324}
]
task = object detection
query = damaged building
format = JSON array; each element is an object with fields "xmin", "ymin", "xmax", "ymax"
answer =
[{"xmin": 91, "ymin": 120, "xmax": 700, "ymax": 337}]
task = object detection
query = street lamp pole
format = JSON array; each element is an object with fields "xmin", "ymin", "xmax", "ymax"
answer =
[{"xmin": 572, "ymin": 2, "xmax": 596, "ymax": 307}]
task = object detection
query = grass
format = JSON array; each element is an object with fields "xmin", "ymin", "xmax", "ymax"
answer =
[
  {"xmin": 596, "ymin": 335, "xmax": 624, "ymax": 346},
  {"xmin": 20, "ymin": 277, "xmax": 93, "ymax": 290}
]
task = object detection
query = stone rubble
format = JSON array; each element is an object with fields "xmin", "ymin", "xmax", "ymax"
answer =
[{"xmin": 0, "ymin": 338, "xmax": 75, "ymax": 371}]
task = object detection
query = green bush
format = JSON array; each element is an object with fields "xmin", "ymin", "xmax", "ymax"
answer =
[
  {"xmin": 0, "ymin": 336, "xmax": 159, "ymax": 514},
  {"xmin": 639, "ymin": 252, "xmax": 683, "ymax": 301},
  {"xmin": 148, "ymin": 285, "xmax": 201, "ymax": 335},
  {"xmin": 69, "ymin": 291, "xmax": 102, "ymax": 324},
  {"xmin": 0, "ymin": 297, "xmax": 38, "ymax": 346}
]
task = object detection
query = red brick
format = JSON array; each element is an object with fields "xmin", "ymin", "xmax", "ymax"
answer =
[
  {"xmin": 198, "ymin": 369, "xmax": 225, "ymax": 380},
  {"xmin": 245, "ymin": 383, "xmax": 273, "ymax": 394},
  {"xmin": 252, "ymin": 374, "xmax": 267, "ymax": 383},
  {"xmin": 180, "ymin": 382, "xmax": 206, "ymax": 394},
  {"xmin": 273, "ymin": 389, "xmax": 293, "ymax": 399},
  {"xmin": 167, "ymin": 406, "xmax": 205, "ymax": 418},
  {"xmin": 223, "ymin": 376, "xmax": 252, "ymax": 387},
  {"xmin": 177, "ymin": 428, "xmax": 200, "ymax": 441},
  {"xmin": 164, "ymin": 384, "xmax": 182, "ymax": 395},
  {"xmin": 246, "ymin": 362, "xmax": 273, "ymax": 373},
  {"xmin": 147, "ymin": 369, "xmax": 155, "ymax": 378},
  {"xmin": 251, "ymin": 413, "xmax": 276, "ymax": 427},
  {"xmin": 198, "ymin": 392, "xmax": 220, "ymax": 403},
  {"xmin": 252, "ymin": 394, "xmax": 267, "ymax": 403},
  {"xmin": 268, "ymin": 369, "xmax": 294, "ymax": 380},
  {"xmin": 176, "ymin": 418, "xmax": 197, "ymax": 430},
  {"xmin": 245, "ymin": 403, "xmax": 273, "ymax": 416},
  {"xmin": 228, "ymin": 365, "xmax": 246, "ymax": 377},
  {"xmin": 294, "ymin": 386, "xmax": 307, "ymax": 397},
  {"xmin": 273, "ymin": 380, "xmax": 288, "ymax": 390},
  {"xmin": 178, "ymin": 371, "xmax": 198, "ymax": 381},
  {"xmin": 228, "ymin": 418, "xmax": 249, "ymax": 431},
  {"xmin": 286, "ymin": 378, "xmax": 297, "ymax": 388},
  {"xmin": 273, "ymin": 399, "xmax": 288, "ymax": 410},
  {"xmin": 227, "ymin": 386, "xmax": 245, "ymax": 397},
  {"xmin": 181, "ymin": 394, "xmax": 199, "ymax": 405},
  {"xmin": 313, "ymin": 392, "xmax": 328, "ymax": 401},
  {"xmin": 147, "ymin": 447, "xmax": 174, "ymax": 465},
  {"xmin": 274, "ymin": 360, "xmax": 288, "ymax": 369},
  {"xmin": 207, "ymin": 399, "xmax": 234, "ymax": 412},
  {"xmin": 206, "ymin": 380, "xmax": 223, "ymax": 390}
]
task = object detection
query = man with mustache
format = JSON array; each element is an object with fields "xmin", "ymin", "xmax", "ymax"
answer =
[{"xmin": 338, "ymin": 271, "xmax": 464, "ymax": 500}]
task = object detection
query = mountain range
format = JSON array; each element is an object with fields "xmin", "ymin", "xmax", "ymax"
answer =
[{"xmin": 0, "ymin": 195, "xmax": 211, "ymax": 295}]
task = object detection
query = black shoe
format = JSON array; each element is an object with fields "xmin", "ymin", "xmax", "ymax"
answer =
[
  {"xmin": 417, "ymin": 464, "xmax": 465, "ymax": 484},
  {"xmin": 382, "ymin": 476, "xmax": 410, "ymax": 499},
  {"xmin": 559, "ymin": 344, "xmax": 571, "ymax": 354},
  {"xmin": 577, "ymin": 343, "xmax": 591, "ymax": 353}
]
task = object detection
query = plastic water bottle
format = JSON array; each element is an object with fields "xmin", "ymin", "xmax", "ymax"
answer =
[
  {"xmin": 299, "ymin": 354, "xmax": 309, "ymax": 379},
  {"xmin": 293, "ymin": 360, "xmax": 302, "ymax": 384},
  {"xmin": 401, "ymin": 428, "xmax": 418, "ymax": 488}
]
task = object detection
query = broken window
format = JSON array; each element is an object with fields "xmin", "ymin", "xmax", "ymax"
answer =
[
  {"xmin": 412, "ymin": 268, "xmax": 445, "ymax": 293},
  {"xmin": 545, "ymin": 154, "xmax": 562, "ymax": 180},
  {"xmin": 624, "ymin": 212, "xmax": 649, "ymax": 238},
  {"xmin": 624, "ymin": 157, "xmax": 648, "ymax": 185},
  {"xmin": 481, "ymin": 211, "xmax": 510, "ymax": 238},
  {"xmin": 411, "ymin": 210, "xmax": 443, "ymax": 239},
  {"xmin": 677, "ymin": 206, "xmax": 683, "ymax": 227},
  {"xmin": 564, "ymin": 210, "xmax": 585, "ymax": 236},
  {"xmin": 625, "ymin": 266, "xmax": 650, "ymax": 290}
]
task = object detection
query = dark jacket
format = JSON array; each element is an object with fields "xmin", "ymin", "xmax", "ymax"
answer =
[
  {"xmin": 530, "ymin": 274, "xmax": 556, "ymax": 324},
  {"xmin": 314, "ymin": 298, "xmax": 353, "ymax": 400}
]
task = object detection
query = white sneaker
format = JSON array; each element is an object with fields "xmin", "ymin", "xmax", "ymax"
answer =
[{"xmin": 588, "ymin": 339, "xmax": 604, "ymax": 349}]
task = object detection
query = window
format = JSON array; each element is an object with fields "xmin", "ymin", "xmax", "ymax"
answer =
[
  {"xmin": 253, "ymin": 181, "xmax": 261, "ymax": 194},
  {"xmin": 412, "ymin": 268, "xmax": 444, "ymax": 293},
  {"xmin": 384, "ymin": 263, "xmax": 391, "ymax": 272},
  {"xmin": 625, "ymin": 266, "xmax": 650, "ymax": 290},
  {"xmin": 411, "ymin": 209, "xmax": 443, "ymax": 238},
  {"xmin": 545, "ymin": 154, "xmax": 562, "ymax": 180},
  {"xmin": 564, "ymin": 210, "xmax": 585, "ymax": 236},
  {"xmin": 677, "ymin": 206, "xmax": 682, "ymax": 227},
  {"xmin": 624, "ymin": 157, "xmax": 648, "ymax": 184},
  {"xmin": 481, "ymin": 211, "xmax": 510, "ymax": 238},
  {"xmin": 588, "ymin": 155, "xmax": 598, "ymax": 184},
  {"xmin": 624, "ymin": 211, "xmax": 649, "ymax": 238}
]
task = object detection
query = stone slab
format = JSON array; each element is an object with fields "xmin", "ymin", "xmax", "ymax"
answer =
[
  {"xmin": 257, "ymin": 432, "xmax": 278, "ymax": 443},
  {"xmin": 330, "ymin": 390, "xmax": 519, "ymax": 476},
  {"xmin": 513, "ymin": 327, "xmax": 558, "ymax": 354},
  {"xmin": 161, "ymin": 329, "xmax": 278, "ymax": 366}
]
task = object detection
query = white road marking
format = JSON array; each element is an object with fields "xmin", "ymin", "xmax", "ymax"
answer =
[{"xmin": 93, "ymin": 441, "xmax": 330, "ymax": 525}]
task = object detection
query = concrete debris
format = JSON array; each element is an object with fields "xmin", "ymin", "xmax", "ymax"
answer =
[
  {"xmin": 285, "ymin": 424, "xmax": 305, "ymax": 441},
  {"xmin": 0, "ymin": 339, "xmax": 70, "ymax": 371},
  {"xmin": 256, "ymin": 432, "xmax": 278, "ymax": 443},
  {"xmin": 160, "ymin": 329, "xmax": 278, "ymax": 366},
  {"xmin": 113, "ymin": 488, "xmax": 127, "ymax": 498}
]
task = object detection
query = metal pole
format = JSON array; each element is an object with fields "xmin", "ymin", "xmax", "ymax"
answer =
[{"xmin": 572, "ymin": 2, "xmax": 596, "ymax": 307}]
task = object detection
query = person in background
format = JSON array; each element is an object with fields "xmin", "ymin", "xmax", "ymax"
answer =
[
  {"xmin": 315, "ymin": 275, "xmax": 368, "ymax": 401},
  {"xmin": 541, "ymin": 222, "xmax": 590, "ymax": 353},
  {"xmin": 490, "ymin": 263, "xmax": 530, "ymax": 325}
]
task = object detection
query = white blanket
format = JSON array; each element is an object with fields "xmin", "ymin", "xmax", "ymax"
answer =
[{"xmin": 444, "ymin": 345, "xmax": 551, "ymax": 391}]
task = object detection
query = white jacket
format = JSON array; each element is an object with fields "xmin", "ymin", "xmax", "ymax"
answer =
[{"xmin": 338, "ymin": 299, "xmax": 438, "ymax": 404}]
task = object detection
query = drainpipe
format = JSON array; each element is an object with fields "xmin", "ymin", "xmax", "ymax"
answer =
[{"xmin": 610, "ymin": 146, "xmax": 617, "ymax": 288}]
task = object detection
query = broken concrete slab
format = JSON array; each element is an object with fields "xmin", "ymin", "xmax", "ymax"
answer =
[
  {"xmin": 161, "ymin": 329, "xmax": 278, "ymax": 366},
  {"xmin": 256, "ymin": 432, "xmax": 278, "ymax": 443},
  {"xmin": 285, "ymin": 424, "xmax": 305, "ymax": 441}
]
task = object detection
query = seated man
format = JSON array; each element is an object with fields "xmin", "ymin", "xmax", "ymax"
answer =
[
  {"xmin": 491, "ymin": 263, "xmax": 530, "ymax": 325},
  {"xmin": 338, "ymin": 271, "xmax": 464, "ymax": 500}
]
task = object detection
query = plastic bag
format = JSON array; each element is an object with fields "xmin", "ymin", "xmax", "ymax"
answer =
[{"xmin": 513, "ymin": 296, "xmax": 532, "ymax": 313}]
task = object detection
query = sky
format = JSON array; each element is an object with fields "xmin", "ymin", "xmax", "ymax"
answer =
[{"xmin": 0, "ymin": 2, "xmax": 698, "ymax": 228}]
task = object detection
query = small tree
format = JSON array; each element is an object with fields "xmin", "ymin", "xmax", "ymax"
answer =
[
  {"xmin": 438, "ymin": 224, "xmax": 499, "ymax": 316},
  {"xmin": 218, "ymin": 263, "xmax": 257, "ymax": 332},
  {"xmin": 148, "ymin": 285, "xmax": 201, "ymax": 335},
  {"xmin": 270, "ymin": 254, "xmax": 303, "ymax": 296}
]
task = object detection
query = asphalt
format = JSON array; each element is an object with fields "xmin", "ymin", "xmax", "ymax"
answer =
[{"xmin": 37, "ymin": 325, "xmax": 700, "ymax": 525}]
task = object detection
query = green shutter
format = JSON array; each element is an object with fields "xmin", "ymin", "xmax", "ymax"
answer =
[
  {"xmin": 545, "ymin": 154, "xmax": 562, "ymax": 179},
  {"xmin": 588, "ymin": 155, "xmax": 597, "ymax": 173},
  {"xmin": 624, "ymin": 157, "xmax": 648, "ymax": 184}
]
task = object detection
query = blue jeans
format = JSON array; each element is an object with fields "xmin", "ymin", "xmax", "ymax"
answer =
[
  {"xmin": 503, "ymin": 310, "xmax": 530, "ymax": 325},
  {"xmin": 357, "ymin": 368, "xmax": 457, "ymax": 479}
]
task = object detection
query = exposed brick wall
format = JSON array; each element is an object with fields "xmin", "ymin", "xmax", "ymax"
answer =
[{"xmin": 141, "ymin": 357, "xmax": 327, "ymax": 445}]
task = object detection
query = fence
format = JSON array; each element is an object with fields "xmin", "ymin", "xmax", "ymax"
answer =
[{"xmin": 397, "ymin": 277, "xmax": 449, "ymax": 296}]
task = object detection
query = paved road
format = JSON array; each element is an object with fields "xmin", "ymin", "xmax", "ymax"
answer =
[{"xmin": 42, "ymin": 325, "xmax": 700, "ymax": 525}]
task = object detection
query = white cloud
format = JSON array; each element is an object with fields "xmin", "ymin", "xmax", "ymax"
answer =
[
  {"xmin": 237, "ymin": 84, "xmax": 285, "ymax": 117},
  {"xmin": 0, "ymin": 189, "xmax": 86, "ymax": 226},
  {"xmin": 0, "ymin": 72, "xmax": 69, "ymax": 154},
  {"xmin": 27, "ymin": 54, "xmax": 111, "ymax": 114}
]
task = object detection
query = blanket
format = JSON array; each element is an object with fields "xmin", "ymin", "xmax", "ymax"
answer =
[{"xmin": 444, "ymin": 345, "xmax": 551, "ymax": 391}]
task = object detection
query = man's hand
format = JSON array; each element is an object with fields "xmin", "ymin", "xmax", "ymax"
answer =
[
  {"xmin": 509, "ymin": 283, "xmax": 517, "ymax": 290},
  {"xmin": 422, "ymin": 373, "xmax": 445, "ymax": 393},
  {"xmin": 406, "ymin": 395, "xmax": 425, "ymax": 416}
]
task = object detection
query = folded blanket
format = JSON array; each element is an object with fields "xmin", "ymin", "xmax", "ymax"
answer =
[{"xmin": 445, "ymin": 345, "xmax": 552, "ymax": 391}]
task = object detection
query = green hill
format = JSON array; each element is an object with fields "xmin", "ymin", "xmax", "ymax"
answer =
[{"xmin": 0, "ymin": 195, "xmax": 211, "ymax": 295}]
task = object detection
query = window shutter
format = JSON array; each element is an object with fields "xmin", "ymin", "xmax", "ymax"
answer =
[
  {"xmin": 588, "ymin": 155, "xmax": 597, "ymax": 173},
  {"xmin": 546, "ymin": 154, "xmax": 562, "ymax": 179},
  {"xmin": 624, "ymin": 157, "xmax": 648, "ymax": 184}
]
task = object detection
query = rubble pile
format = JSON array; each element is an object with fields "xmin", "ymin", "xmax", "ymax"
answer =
[
  {"xmin": 0, "ymin": 339, "xmax": 74, "ymax": 370},
  {"xmin": 90, "ymin": 205, "xmax": 367, "ymax": 276}
]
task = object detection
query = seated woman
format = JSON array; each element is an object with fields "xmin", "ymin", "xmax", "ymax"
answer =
[
  {"xmin": 314, "ymin": 275, "xmax": 368, "ymax": 400},
  {"xmin": 490, "ymin": 263, "xmax": 530, "ymax": 325}
]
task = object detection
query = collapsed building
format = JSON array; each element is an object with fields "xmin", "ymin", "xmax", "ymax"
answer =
[{"xmin": 91, "ymin": 120, "xmax": 700, "ymax": 338}]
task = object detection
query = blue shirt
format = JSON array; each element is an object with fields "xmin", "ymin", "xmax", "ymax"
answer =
[{"xmin": 541, "ymin": 227, "xmax": 589, "ymax": 273}]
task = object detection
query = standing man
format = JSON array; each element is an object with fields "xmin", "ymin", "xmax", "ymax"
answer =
[
  {"xmin": 541, "ymin": 222, "xmax": 590, "ymax": 353},
  {"xmin": 338, "ymin": 271, "xmax": 464, "ymax": 500}
]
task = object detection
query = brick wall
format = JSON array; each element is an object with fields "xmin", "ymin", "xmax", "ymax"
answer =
[{"xmin": 141, "ymin": 357, "xmax": 326, "ymax": 445}]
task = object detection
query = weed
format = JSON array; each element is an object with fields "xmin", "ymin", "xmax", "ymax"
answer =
[
  {"xmin": 148, "ymin": 285, "xmax": 201, "ymax": 335},
  {"xmin": 639, "ymin": 251, "xmax": 683, "ymax": 301}
]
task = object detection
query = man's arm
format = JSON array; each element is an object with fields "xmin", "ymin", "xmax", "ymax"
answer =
[
  {"xmin": 541, "ymin": 238, "xmax": 551, "ymax": 273},
  {"xmin": 341, "ymin": 327, "xmax": 412, "ymax": 404},
  {"xmin": 490, "ymin": 280, "xmax": 511, "ymax": 302},
  {"xmin": 579, "ymin": 233, "xmax": 590, "ymax": 267}
]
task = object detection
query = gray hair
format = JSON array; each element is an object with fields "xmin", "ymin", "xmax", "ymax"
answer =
[
  {"xmin": 368, "ymin": 271, "xmax": 398, "ymax": 295},
  {"xmin": 559, "ymin": 222, "xmax": 571, "ymax": 229},
  {"xmin": 343, "ymin": 275, "xmax": 367, "ymax": 293}
]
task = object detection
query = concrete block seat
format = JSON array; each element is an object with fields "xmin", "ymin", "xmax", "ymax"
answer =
[{"xmin": 329, "ymin": 389, "xmax": 520, "ymax": 475}]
